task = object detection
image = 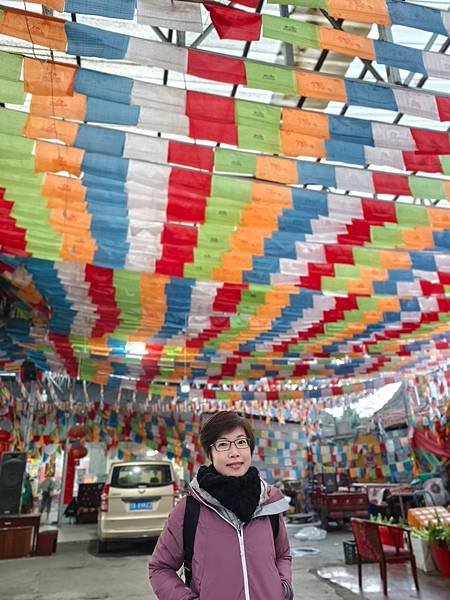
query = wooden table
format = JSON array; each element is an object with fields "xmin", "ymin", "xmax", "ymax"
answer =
[{"xmin": 0, "ymin": 513, "xmax": 41, "ymax": 554}]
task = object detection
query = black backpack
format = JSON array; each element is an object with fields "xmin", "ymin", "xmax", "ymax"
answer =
[{"xmin": 182, "ymin": 495, "xmax": 280, "ymax": 587}]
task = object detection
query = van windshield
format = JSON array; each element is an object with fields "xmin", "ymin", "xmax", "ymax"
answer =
[{"xmin": 111, "ymin": 464, "xmax": 173, "ymax": 488}]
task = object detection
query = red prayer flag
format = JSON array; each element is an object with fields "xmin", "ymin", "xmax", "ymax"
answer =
[
  {"xmin": 188, "ymin": 48, "xmax": 247, "ymax": 85},
  {"xmin": 168, "ymin": 141, "xmax": 214, "ymax": 171},
  {"xmin": 204, "ymin": 3, "xmax": 262, "ymax": 41},
  {"xmin": 403, "ymin": 152, "xmax": 442, "ymax": 173}
]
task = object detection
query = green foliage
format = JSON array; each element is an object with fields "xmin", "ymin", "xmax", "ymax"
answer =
[
  {"xmin": 412, "ymin": 514, "xmax": 450, "ymax": 549},
  {"xmin": 370, "ymin": 514, "xmax": 405, "ymax": 527}
]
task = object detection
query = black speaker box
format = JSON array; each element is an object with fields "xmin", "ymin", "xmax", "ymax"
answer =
[{"xmin": 0, "ymin": 452, "xmax": 26, "ymax": 515}]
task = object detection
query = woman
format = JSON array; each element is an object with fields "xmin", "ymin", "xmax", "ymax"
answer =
[{"xmin": 149, "ymin": 411, "xmax": 293, "ymax": 600}]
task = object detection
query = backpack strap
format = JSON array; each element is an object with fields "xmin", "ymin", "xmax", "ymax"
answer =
[
  {"xmin": 183, "ymin": 495, "xmax": 200, "ymax": 588},
  {"xmin": 269, "ymin": 513, "xmax": 280, "ymax": 540}
]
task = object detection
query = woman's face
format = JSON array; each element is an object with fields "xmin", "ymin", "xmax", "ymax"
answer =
[{"xmin": 210, "ymin": 426, "xmax": 252, "ymax": 477}]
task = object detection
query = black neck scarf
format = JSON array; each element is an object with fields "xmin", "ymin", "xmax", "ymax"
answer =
[{"xmin": 197, "ymin": 464, "xmax": 261, "ymax": 523}]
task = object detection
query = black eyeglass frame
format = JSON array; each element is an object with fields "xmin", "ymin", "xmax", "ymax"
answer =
[{"xmin": 209, "ymin": 437, "xmax": 251, "ymax": 452}]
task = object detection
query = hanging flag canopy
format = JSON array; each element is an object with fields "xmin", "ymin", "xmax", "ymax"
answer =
[{"xmin": 0, "ymin": 1, "xmax": 449, "ymax": 395}]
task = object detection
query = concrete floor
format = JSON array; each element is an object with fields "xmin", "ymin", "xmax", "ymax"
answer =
[{"xmin": 0, "ymin": 523, "xmax": 448, "ymax": 600}]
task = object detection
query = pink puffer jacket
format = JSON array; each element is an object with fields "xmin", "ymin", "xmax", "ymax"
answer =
[{"xmin": 149, "ymin": 482, "xmax": 292, "ymax": 600}]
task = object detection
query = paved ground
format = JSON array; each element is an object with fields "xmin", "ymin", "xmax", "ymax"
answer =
[{"xmin": 0, "ymin": 524, "xmax": 447, "ymax": 600}]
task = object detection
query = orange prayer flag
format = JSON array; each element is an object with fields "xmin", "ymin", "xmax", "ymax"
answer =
[
  {"xmin": 255, "ymin": 156, "xmax": 297, "ymax": 184},
  {"xmin": 50, "ymin": 208, "xmax": 91, "ymax": 232},
  {"xmin": 347, "ymin": 279, "xmax": 373, "ymax": 296},
  {"xmin": 281, "ymin": 108, "xmax": 329, "ymax": 138},
  {"xmin": 23, "ymin": 114, "xmax": 78, "ymax": 145},
  {"xmin": 318, "ymin": 27, "xmax": 375, "ymax": 61},
  {"xmin": 363, "ymin": 311, "xmax": 381, "ymax": 324},
  {"xmin": 379, "ymin": 250, "xmax": 411, "ymax": 269},
  {"xmin": 428, "ymin": 206, "xmax": 450, "ymax": 230},
  {"xmin": 230, "ymin": 229, "xmax": 265, "ymax": 254},
  {"xmin": 60, "ymin": 235, "xmax": 96, "ymax": 263},
  {"xmin": 30, "ymin": 93, "xmax": 87, "ymax": 121},
  {"xmin": 23, "ymin": 57, "xmax": 76, "ymax": 96},
  {"xmin": 401, "ymin": 228, "xmax": 434, "ymax": 250},
  {"xmin": 46, "ymin": 196, "xmax": 86, "ymax": 212},
  {"xmin": 42, "ymin": 174, "xmax": 86, "ymax": 202},
  {"xmin": 0, "ymin": 7, "xmax": 67, "ymax": 51},
  {"xmin": 296, "ymin": 70, "xmax": 346, "ymax": 102},
  {"xmin": 241, "ymin": 205, "xmax": 279, "ymax": 229},
  {"xmin": 35, "ymin": 140, "xmax": 84, "ymax": 176},
  {"xmin": 377, "ymin": 297, "xmax": 400, "ymax": 312},
  {"xmin": 359, "ymin": 267, "xmax": 387, "ymax": 281},
  {"xmin": 252, "ymin": 181, "xmax": 292, "ymax": 207},
  {"xmin": 220, "ymin": 252, "xmax": 253, "ymax": 271},
  {"xmin": 280, "ymin": 130, "xmax": 326, "ymax": 158},
  {"xmin": 211, "ymin": 267, "xmax": 243, "ymax": 284},
  {"xmin": 328, "ymin": 0, "xmax": 391, "ymax": 25}
]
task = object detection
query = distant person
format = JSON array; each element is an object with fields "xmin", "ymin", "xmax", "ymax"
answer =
[
  {"xmin": 39, "ymin": 474, "xmax": 55, "ymax": 519},
  {"xmin": 149, "ymin": 411, "xmax": 293, "ymax": 599},
  {"xmin": 21, "ymin": 473, "xmax": 34, "ymax": 514}
]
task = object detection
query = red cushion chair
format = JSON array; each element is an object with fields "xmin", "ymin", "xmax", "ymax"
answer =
[{"xmin": 351, "ymin": 518, "xmax": 419, "ymax": 595}]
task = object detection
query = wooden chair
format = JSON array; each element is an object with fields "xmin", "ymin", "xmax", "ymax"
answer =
[{"xmin": 351, "ymin": 518, "xmax": 420, "ymax": 596}]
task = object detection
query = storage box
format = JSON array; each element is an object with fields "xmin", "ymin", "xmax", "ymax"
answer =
[
  {"xmin": 411, "ymin": 535, "xmax": 435, "ymax": 572},
  {"xmin": 0, "ymin": 526, "xmax": 32, "ymax": 559},
  {"xmin": 35, "ymin": 530, "xmax": 58, "ymax": 556}
]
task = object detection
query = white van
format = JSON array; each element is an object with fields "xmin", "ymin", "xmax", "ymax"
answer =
[{"xmin": 97, "ymin": 460, "xmax": 179, "ymax": 553}]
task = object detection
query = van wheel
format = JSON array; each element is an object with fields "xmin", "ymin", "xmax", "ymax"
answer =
[{"xmin": 97, "ymin": 540, "xmax": 108, "ymax": 554}]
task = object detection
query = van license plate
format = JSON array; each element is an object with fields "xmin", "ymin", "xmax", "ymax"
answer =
[{"xmin": 129, "ymin": 502, "xmax": 152, "ymax": 511}]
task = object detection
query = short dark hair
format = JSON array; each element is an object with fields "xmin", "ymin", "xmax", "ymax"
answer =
[{"xmin": 200, "ymin": 411, "xmax": 255, "ymax": 459}]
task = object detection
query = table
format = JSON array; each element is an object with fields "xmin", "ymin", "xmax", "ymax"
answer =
[{"xmin": 0, "ymin": 513, "xmax": 41, "ymax": 554}]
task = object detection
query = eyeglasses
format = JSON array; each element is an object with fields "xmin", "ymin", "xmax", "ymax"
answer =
[{"xmin": 210, "ymin": 438, "xmax": 250, "ymax": 452}]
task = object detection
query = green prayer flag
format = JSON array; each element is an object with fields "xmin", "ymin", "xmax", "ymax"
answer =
[
  {"xmin": 197, "ymin": 225, "xmax": 233, "ymax": 249},
  {"xmin": 205, "ymin": 204, "xmax": 242, "ymax": 226},
  {"xmin": 357, "ymin": 297, "xmax": 378, "ymax": 311},
  {"xmin": 268, "ymin": 0, "xmax": 327, "ymax": 7},
  {"xmin": 244, "ymin": 61, "xmax": 297, "ymax": 95},
  {"xmin": 0, "ymin": 51, "xmax": 23, "ymax": 81},
  {"xmin": 439, "ymin": 155, "xmax": 450, "ymax": 176},
  {"xmin": 0, "ymin": 79, "xmax": 26, "ymax": 105},
  {"xmin": 396, "ymin": 202, "xmax": 429, "ymax": 227},
  {"xmin": 408, "ymin": 176, "xmax": 446, "ymax": 202},
  {"xmin": 334, "ymin": 264, "xmax": 360, "ymax": 279},
  {"xmin": 0, "ymin": 108, "xmax": 27, "ymax": 134},
  {"xmin": 321, "ymin": 277, "xmax": 347, "ymax": 294},
  {"xmin": 370, "ymin": 225, "xmax": 403, "ymax": 248},
  {"xmin": 211, "ymin": 175, "xmax": 253, "ymax": 202},
  {"xmin": 183, "ymin": 263, "xmax": 214, "ymax": 279},
  {"xmin": 214, "ymin": 149, "xmax": 257, "ymax": 175},
  {"xmin": 344, "ymin": 310, "xmax": 364, "ymax": 323},
  {"xmin": 192, "ymin": 247, "xmax": 223, "ymax": 263},
  {"xmin": 238, "ymin": 123, "xmax": 281, "ymax": 153},
  {"xmin": 0, "ymin": 132, "xmax": 34, "ymax": 157},
  {"xmin": 235, "ymin": 99, "xmax": 281, "ymax": 127},
  {"xmin": 353, "ymin": 247, "xmax": 382, "ymax": 267},
  {"xmin": 0, "ymin": 156, "xmax": 35, "ymax": 172},
  {"xmin": 262, "ymin": 15, "xmax": 320, "ymax": 47}
]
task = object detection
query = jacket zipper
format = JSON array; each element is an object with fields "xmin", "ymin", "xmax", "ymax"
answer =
[
  {"xmin": 190, "ymin": 490, "xmax": 251, "ymax": 599},
  {"xmin": 237, "ymin": 527, "xmax": 251, "ymax": 600}
]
